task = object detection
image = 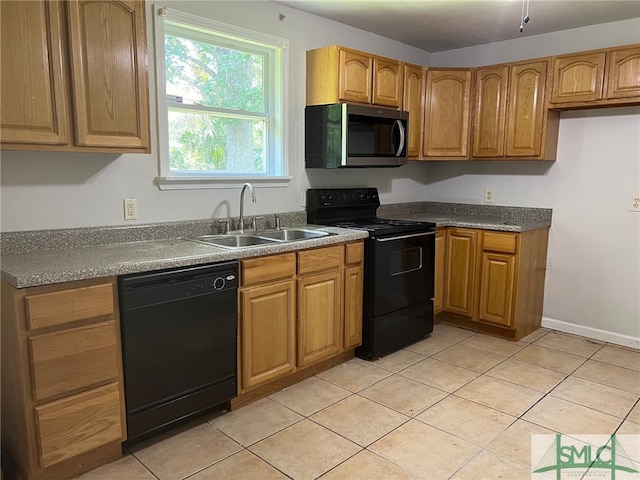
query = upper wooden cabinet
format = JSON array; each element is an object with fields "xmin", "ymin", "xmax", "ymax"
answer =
[
  {"xmin": 0, "ymin": 0, "xmax": 150, "ymax": 153},
  {"xmin": 402, "ymin": 64, "xmax": 425, "ymax": 158},
  {"xmin": 423, "ymin": 69, "xmax": 472, "ymax": 159},
  {"xmin": 472, "ymin": 66, "xmax": 509, "ymax": 158},
  {"xmin": 551, "ymin": 52, "xmax": 606, "ymax": 103},
  {"xmin": 550, "ymin": 44, "xmax": 640, "ymax": 107},
  {"xmin": 473, "ymin": 60, "xmax": 559, "ymax": 159},
  {"xmin": 306, "ymin": 45, "xmax": 403, "ymax": 108}
]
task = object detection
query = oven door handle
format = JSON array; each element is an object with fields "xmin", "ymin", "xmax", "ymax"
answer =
[{"xmin": 375, "ymin": 231, "xmax": 436, "ymax": 242}]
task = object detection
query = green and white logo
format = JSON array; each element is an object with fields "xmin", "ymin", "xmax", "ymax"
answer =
[{"xmin": 531, "ymin": 434, "xmax": 639, "ymax": 480}]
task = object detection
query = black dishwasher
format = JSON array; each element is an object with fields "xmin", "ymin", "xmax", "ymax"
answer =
[{"xmin": 119, "ymin": 261, "xmax": 238, "ymax": 444}]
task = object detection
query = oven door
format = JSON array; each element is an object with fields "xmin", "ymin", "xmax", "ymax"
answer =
[{"xmin": 366, "ymin": 230, "xmax": 435, "ymax": 317}]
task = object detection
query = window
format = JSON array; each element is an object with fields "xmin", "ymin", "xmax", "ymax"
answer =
[{"xmin": 154, "ymin": 6, "xmax": 289, "ymax": 189}]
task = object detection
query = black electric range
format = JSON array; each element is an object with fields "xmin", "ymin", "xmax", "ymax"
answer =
[{"xmin": 307, "ymin": 188, "xmax": 436, "ymax": 359}]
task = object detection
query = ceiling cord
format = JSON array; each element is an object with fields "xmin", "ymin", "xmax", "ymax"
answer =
[{"xmin": 520, "ymin": 0, "xmax": 531, "ymax": 32}]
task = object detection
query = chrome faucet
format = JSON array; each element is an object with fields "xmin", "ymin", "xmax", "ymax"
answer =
[{"xmin": 239, "ymin": 183, "xmax": 256, "ymax": 233}]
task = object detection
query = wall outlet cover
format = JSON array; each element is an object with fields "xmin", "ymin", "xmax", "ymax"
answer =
[{"xmin": 630, "ymin": 194, "xmax": 640, "ymax": 212}]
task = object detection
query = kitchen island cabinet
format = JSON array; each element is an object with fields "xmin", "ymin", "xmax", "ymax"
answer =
[
  {"xmin": 0, "ymin": 0, "xmax": 150, "ymax": 153},
  {"xmin": 1, "ymin": 278, "xmax": 126, "ymax": 480}
]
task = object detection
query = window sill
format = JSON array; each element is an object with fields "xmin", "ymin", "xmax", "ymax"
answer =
[{"xmin": 155, "ymin": 176, "xmax": 292, "ymax": 190}]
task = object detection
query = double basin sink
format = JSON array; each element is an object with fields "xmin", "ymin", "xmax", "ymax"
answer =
[{"xmin": 188, "ymin": 228, "xmax": 334, "ymax": 249}]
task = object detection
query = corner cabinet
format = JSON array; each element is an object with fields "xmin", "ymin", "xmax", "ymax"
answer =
[
  {"xmin": 440, "ymin": 227, "xmax": 550, "ymax": 340},
  {"xmin": 472, "ymin": 60, "xmax": 560, "ymax": 160},
  {"xmin": 236, "ymin": 241, "xmax": 364, "ymax": 405},
  {"xmin": 1, "ymin": 278, "xmax": 126, "ymax": 480},
  {"xmin": 550, "ymin": 44, "xmax": 640, "ymax": 108},
  {"xmin": 306, "ymin": 45, "xmax": 403, "ymax": 108},
  {"xmin": 0, "ymin": 0, "xmax": 150, "ymax": 153},
  {"xmin": 423, "ymin": 69, "xmax": 472, "ymax": 159}
]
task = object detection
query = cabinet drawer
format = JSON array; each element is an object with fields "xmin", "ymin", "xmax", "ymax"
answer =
[
  {"xmin": 34, "ymin": 382, "xmax": 123, "ymax": 468},
  {"xmin": 25, "ymin": 283, "xmax": 115, "ymax": 330},
  {"xmin": 483, "ymin": 232, "xmax": 518, "ymax": 254},
  {"xmin": 345, "ymin": 241, "xmax": 364, "ymax": 265},
  {"xmin": 29, "ymin": 322, "xmax": 119, "ymax": 401},
  {"xmin": 298, "ymin": 245, "xmax": 343, "ymax": 275},
  {"xmin": 241, "ymin": 253, "xmax": 296, "ymax": 287}
]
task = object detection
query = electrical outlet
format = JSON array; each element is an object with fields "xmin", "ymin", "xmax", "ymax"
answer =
[
  {"xmin": 484, "ymin": 188, "xmax": 495, "ymax": 204},
  {"xmin": 124, "ymin": 198, "xmax": 138, "ymax": 220},
  {"xmin": 630, "ymin": 194, "xmax": 640, "ymax": 212}
]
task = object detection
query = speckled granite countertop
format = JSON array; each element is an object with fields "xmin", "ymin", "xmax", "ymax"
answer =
[
  {"xmin": 1, "ymin": 202, "xmax": 551, "ymax": 288},
  {"xmin": 1, "ymin": 226, "xmax": 367, "ymax": 288},
  {"xmin": 378, "ymin": 201, "xmax": 552, "ymax": 232}
]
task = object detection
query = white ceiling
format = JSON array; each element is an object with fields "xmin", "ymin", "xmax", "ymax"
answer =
[{"xmin": 274, "ymin": 0, "xmax": 640, "ymax": 52}]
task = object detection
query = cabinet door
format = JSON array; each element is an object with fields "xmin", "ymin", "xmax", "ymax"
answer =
[
  {"xmin": 403, "ymin": 64, "xmax": 425, "ymax": 158},
  {"xmin": 605, "ymin": 46, "xmax": 640, "ymax": 100},
  {"xmin": 0, "ymin": 1, "xmax": 69, "ymax": 145},
  {"xmin": 67, "ymin": 0, "xmax": 150, "ymax": 149},
  {"xmin": 373, "ymin": 57, "xmax": 403, "ymax": 107},
  {"xmin": 505, "ymin": 61, "xmax": 548, "ymax": 157},
  {"xmin": 298, "ymin": 270, "xmax": 342, "ymax": 367},
  {"xmin": 339, "ymin": 49, "xmax": 372, "ymax": 104},
  {"xmin": 434, "ymin": 229, "xmax": 446, "ymax": 314},
  {"xmin": 478, "ymin": 252, "xmax": 516, "ymax": 328},
  {"xmin": 444, "ymin": 228, "xmax": 478, "ymax": 317},
  {"xmin": 551, "ymin": 52, "xmax": 605, "ymax": 103},
  {"xmin": 423, "ymin": 70, "xmax": 471, "ymax": 158},
  {"xmin": 34, "ymin": 383, "xmax": 122, "ymax": 468},
  {"xmin": 240, "ymin": 280, "xmax": 296, "ymax": 391},
  {"xmin": 344, "ymin": 264, "xmax": 363, "ymax": 349},
  {"xmin": 472, "ymin": 66, "xmax": 509, "ymax": 158}
]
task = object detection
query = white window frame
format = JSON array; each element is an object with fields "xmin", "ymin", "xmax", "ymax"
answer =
[{"xmin": 153, "ymin": 5, "xmax": 291, "ymax": 190}]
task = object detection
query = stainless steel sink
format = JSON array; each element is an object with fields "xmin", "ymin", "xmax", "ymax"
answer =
[
  {"xmin": 188, "ymin": 234, "xmax": 280, "ymax": 248},
  {"xmin": 257, "ymin": 228, "xmax": 330, "ymax": 241},
  {"xmin": 187, "ymin": 228, "xmax": 333, "ymax": 249}
]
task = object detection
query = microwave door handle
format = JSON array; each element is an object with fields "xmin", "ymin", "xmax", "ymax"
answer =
[{"xmin": 394, "ymin": 119, "xmax": 405, "ymax": 156}]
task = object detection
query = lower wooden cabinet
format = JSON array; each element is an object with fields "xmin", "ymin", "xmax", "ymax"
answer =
[
  {"xmin": 478, "ymin": 251, "xmax": 516, "ymax": 327},
  {"xmin": 1, "ymin": 277, "xmax": 126, "ymax": 480},
  {"xmin": 433, "ymin": 229, "xmax": 446, "ymax": 314},
  {"xmin": 238, "ymin": 241, "xmax": 364, "ymax": 395},
  {"xmin": 444, "ymin": 228, "xmax": 479, "ymax": 317},
  {"xmin": 240, "ymin": 279, "xmax": 296, "ymax": 390},
  {"xmin": 35, "ymin": 383, "xmax": 122, "ymax": 469},
  {"xmin": 344, "ymin": 245, "xmax": 364, "ymax": 350},
  {"xmin": 439, "ymin": 227, "xmax": 549, "ymax": 340}
]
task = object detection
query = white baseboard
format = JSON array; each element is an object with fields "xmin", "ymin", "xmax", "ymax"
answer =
[{"xmin": 542, "ymin": 317, "xmax": 640, "ymax": 350}]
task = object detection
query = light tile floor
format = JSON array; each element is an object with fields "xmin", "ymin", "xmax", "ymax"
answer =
[{"xmin": 78, "ymin": 324, "xmax": 640, "ymax": 480}]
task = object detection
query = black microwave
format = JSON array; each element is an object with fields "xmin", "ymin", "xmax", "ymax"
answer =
[{"xmin": 305, "ymin": 103, "xmax": 408, "ymax": 168}]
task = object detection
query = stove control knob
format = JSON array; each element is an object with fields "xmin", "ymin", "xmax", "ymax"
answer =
[{"xmin": 358, "ymin": 191, "xmax": 366, "ymax": 201}]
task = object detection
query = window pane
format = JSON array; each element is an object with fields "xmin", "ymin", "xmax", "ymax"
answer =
[
  {"xmin": 168, "ymin": 111, "xmax": 266, "ymax": 174},
  {"xmin": 165, "ymin": 33, "xmax": 264, "ymax": 112}
]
